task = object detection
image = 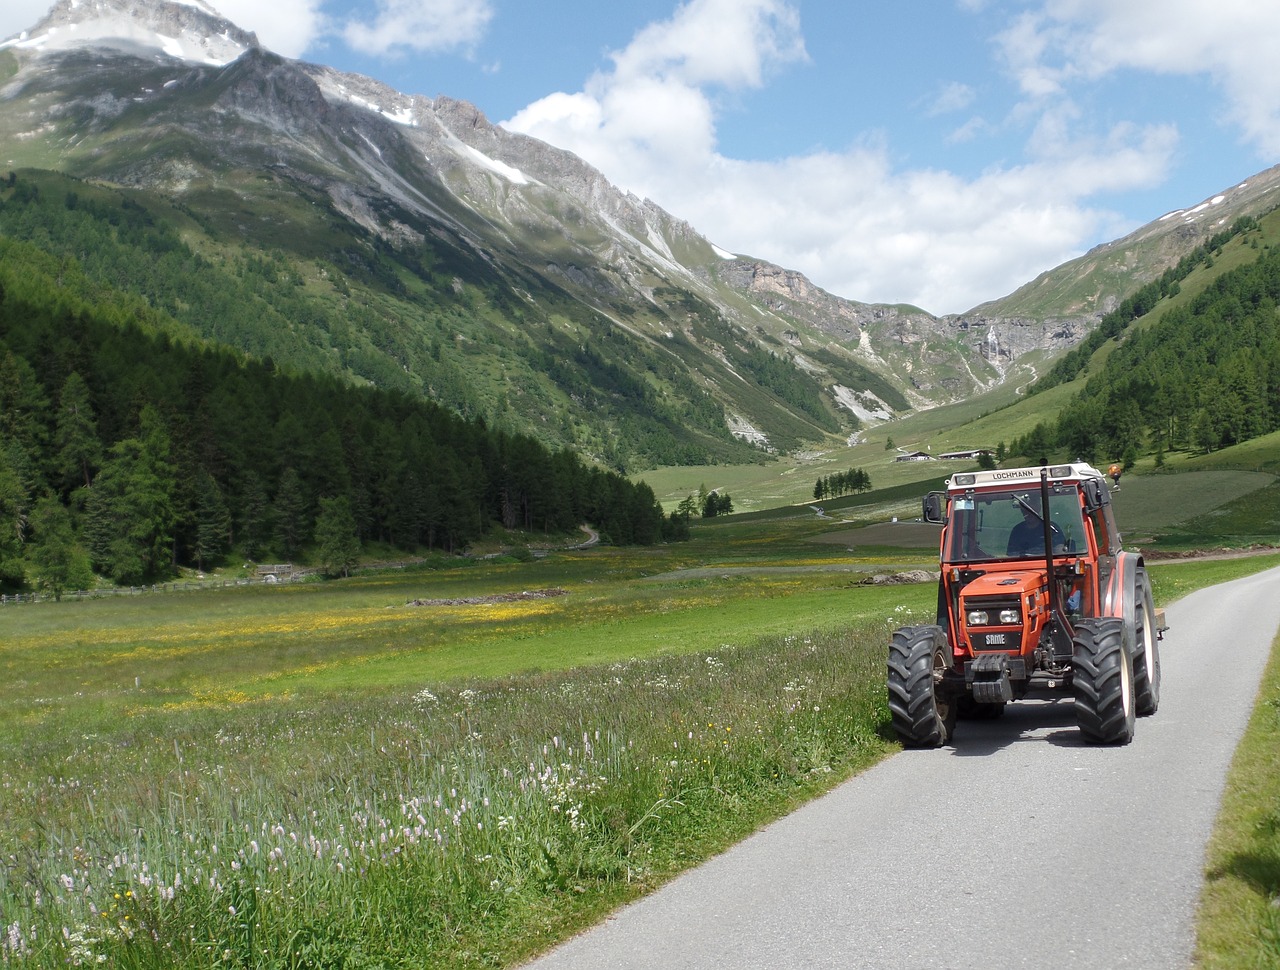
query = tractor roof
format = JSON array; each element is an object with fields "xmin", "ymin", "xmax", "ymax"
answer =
[{"xmin": 945, "ymin": 463, "xmax": 1106, "ymax": 493}]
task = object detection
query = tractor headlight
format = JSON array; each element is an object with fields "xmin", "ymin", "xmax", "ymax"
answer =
[
  {"xmin": 967, "ymin": 610, "xmax": 989, "ymax": 626},
  {"xmin": 999, "ymin": 609, "xmax": 1021, "ymax": 624}
]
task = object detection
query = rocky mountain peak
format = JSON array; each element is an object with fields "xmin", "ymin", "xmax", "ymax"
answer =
[{"xmin": 2, "ymin": 0, "xmax": 258, "ymax": 66}]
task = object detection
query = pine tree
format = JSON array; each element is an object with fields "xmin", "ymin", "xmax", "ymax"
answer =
[
  {"xmin": 88, "ymin": 406, "xmax": 178, "ymax": 584},
  {"xmin": 0, "ymin": 445, "xmax": 31, "ymax": 589},
  {"xmin": 315, "ymin": 495, "xmax": 360, "ymax": 578},
  {"xmin": 274, "ymin": 467, "xmax": 308, "ymax": 559},
  {"xmin": 55, "ymin": 372, "xmax": 101, "ymax": 492},
  {"xmin": 238, "ymin": 471, "xmax": 271, "ymax": 560},
  {"xmin": 193, "ymin": 470, "xmax": 232, "ymax": 571},
  {"xmin": 28, "ymin": 495, "xmax": 91, "ymax": 600}
]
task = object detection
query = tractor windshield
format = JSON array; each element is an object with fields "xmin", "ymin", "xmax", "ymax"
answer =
[{"xmin": 943, "ymin": 486, "xmax": 1086, "ymax": 564}]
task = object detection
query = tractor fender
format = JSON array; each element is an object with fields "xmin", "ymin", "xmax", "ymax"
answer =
[{"xmin": 1100, "ymin": 551, "xmax": 1143, "ymax": 648}]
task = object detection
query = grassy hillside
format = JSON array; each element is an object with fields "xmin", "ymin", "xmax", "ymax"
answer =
[{"xmin": 974, "ymin": 167, "xmax": 1280, "ymax": 319}]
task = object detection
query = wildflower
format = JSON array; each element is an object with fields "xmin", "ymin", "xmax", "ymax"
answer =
[{"xmin": 4, "ymin": 922, "xmax": 31, "ymax": 959}]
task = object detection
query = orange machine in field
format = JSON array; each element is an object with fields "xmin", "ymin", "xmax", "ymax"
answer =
[{"xmin": 888, "ymin": 463, "xmax": 1166, "ymax": 747}]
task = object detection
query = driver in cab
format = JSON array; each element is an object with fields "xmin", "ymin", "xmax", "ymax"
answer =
[{"xmin": 1007, "ymin": 502, "xmax": 1064, "ymax": 557}]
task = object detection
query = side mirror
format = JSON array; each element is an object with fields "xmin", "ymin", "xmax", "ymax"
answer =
[
  {"xmin": 922, "ymin": 491, "xmax": 946, "ymax": 524},
  {"xmin": 1083, "ymin": 480, "xmax": 1105, "ymax": 511}
]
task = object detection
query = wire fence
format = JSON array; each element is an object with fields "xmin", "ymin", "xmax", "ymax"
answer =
[
  {"xmin": 0, "ymin": 557, "xmax": 461, "ymax": 607},
  {"xmin": 0, "ymin": 573, "xmax": 309, "ymax": 606}
]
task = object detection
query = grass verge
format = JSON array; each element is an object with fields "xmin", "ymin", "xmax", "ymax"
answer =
[{"xmin": 1195, "ymin": 626, "xmax": 1280, "ymax": 968}]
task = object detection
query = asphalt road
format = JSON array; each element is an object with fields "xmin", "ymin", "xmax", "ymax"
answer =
[{"xmin": 522, "ymin": 565, "xmax": 1280, "ymax": 970}]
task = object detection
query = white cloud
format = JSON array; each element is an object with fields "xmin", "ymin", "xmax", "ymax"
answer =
[
  {"xmin": 505, "ymin": 0, "xmax": 1180, "ymax": 313},
  {"xmin": 341, "ymin": 0, "xmax": 493, "ymax": 57},
  {"xmin": 213, "ymin": 0, "xmax": 326, "ymax": 58},
  {"xmin": 1000, "ymin": 0, "xmax": 1280, "ymax": 156},
  {"xmin": 507, "ymin": 0, "xmax": 805, "ymax": 196},
  {"xmin": 927, "ymin": 81, "xmax": 977, "ymax": 116},
  {"xmin": 677, "ymin": 124, "xmax": 1172, "ymax": 314},
  {"xmin": 609, "ymin": 0, "xmax": 806, "ymax": 89},
  {"xmin": 196, "ymin": 0, "xmax": 497, "ymax": 60}
]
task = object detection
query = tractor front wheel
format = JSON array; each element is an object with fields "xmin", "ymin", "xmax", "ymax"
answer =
[
  {"xmin": 888, "ymin": 625, "xmax": 956, "ymax": 747},
  {"xmin": 1072, "ymin": 617, "xmax": 1135, "ymax": 745}
]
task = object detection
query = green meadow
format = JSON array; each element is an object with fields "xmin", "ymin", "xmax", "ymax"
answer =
[{"xmin": 2, "ymin": 470, "xmax": 1278, "ymax": 968}]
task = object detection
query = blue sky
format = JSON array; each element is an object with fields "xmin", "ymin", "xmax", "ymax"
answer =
[{"xmin": 5, "ymin": 0, "xmax": 1280, "ymax": 314}]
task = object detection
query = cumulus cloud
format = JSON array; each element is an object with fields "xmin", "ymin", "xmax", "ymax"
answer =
[
  {"xmin": 341, "ymin": 0, "xmax": 494, "ymax": 57},
  {"xmin": 506, "ymin": 0, "xmax": 1182, "ymax": 313},
  {"xmin": 209, "ymin": 0, "xmax": 495, "ymax": 59},
  {"xmin": 507, "ymin": 0, "xmax": 806, "ymax": 206},
  {"xmin": 214, "ymin": 0, "xmax": 327, "ymax": 58},
  {"xmin": 999, "ymin": 0, "xmax": 1280, "ymax": 156},
  {"xmin": 672, "ymin": 123, "xmax": 1172, "ymax": 314}
]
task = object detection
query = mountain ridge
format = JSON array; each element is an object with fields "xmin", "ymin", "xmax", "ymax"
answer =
[{"xmin": 3, "ymin": 0, "xmax": 1280, "ymax": 467}]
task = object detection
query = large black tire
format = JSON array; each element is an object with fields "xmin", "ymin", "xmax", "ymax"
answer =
[
  {"xmin": 888, "ymin": 625, "xmax": 956, "ymax": 747},
  {"xmin": 1073, "ymin": 617, "xmax": 1135, "ymax": 745},
  {"xmin": 1132, "ymin": 569, "xmax": 1161, "ymax": 716}
]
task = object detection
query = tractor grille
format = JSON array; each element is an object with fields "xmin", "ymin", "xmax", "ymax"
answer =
[
  {"xmin": 971, "ymin": 631, "xmax": 1017, "ymax": 650},
  {"xmin": 963, "ymin": 596, "xmax": 1022, "ymax": 652}
]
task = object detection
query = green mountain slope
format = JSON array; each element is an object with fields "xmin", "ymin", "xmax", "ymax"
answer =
[
  {"xmin": 972, "ymin": 166, "xmax": 1280, "ymax": 319},
  {"xmin": 0, "ymin": 233, "xmax": 672, "ymax": 590}
]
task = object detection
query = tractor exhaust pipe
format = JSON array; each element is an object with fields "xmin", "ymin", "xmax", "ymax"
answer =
[
  {"xmin": 1040, "ymin": 468, "xmax": 1059, "ymax": 616},
  {"xmin": 1041, "ymin": 467, "xmax": 1073, "ymax": 660}
]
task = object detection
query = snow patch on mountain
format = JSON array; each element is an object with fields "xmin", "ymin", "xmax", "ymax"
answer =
[
  {"xmin": 310, "ymin": 71, "xmax": 418, "ymax": 127},
  {"xmin": 459, "ymin": 144, "xmax": 531, "ymax": 185},
  {"xmin": 1, "ymin": 0, "xmax": 253, "ymax": 66}
]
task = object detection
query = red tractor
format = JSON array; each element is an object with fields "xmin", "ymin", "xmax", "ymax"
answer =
[{"xmin": 888, "ymin": 463, "xmax": 1165, "ymax": 746}]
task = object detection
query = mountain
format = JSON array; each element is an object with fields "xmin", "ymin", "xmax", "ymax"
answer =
[
  {"xmin": 0, "ymin": 0, "xmax": 1004, "ymax": 467},
  {"xmin": 2, "ymin": 0, "xmax": 1279, "ymax": 470},
  {"xmin": 972, "ymin": 165, "xmax": 1280, "ymax": 320}
]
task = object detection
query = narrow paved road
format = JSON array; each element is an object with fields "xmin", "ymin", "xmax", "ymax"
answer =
[{"xmin": 523, "ymin": 565, "xmax": 1280, "ymax": 970}]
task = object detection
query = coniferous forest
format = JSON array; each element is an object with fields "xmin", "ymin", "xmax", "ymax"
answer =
[
  {"xmin": 0, "ymin": 257, "xmax": 672, "ymax": 594},
  {"xmin": 1008, "ymin": 221, "xmax": 1280, "ymax": 464}
]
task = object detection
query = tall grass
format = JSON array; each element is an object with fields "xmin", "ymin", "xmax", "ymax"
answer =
[
  {"xmin": 0, "ymin": 605, "xmax": 926, "ymax": 968},
  {"xmin": 1195, "ymin": 628, "xmax": 1280, "ymax": 969}
]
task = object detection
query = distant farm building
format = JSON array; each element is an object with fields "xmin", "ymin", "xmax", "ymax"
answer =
[
  {"xmin": 894, "ymin": 451, "xmax": 934, "ymax": 462},
  {"xmin": 937, "ymin": 449, "xmax": 993, "ymax": 460}
]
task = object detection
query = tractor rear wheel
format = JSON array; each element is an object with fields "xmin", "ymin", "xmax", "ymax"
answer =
[
  {"xmin": 888, "ymin": 625, "xmax": 956, "ymax": 747},
  {"xmin": 1072, "ymin": 617, "xmax": 1135, "ymax": 745},
  {"xmin": 1133, "ymin": 569, "xmax": 1161, "ymax": 716}
]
